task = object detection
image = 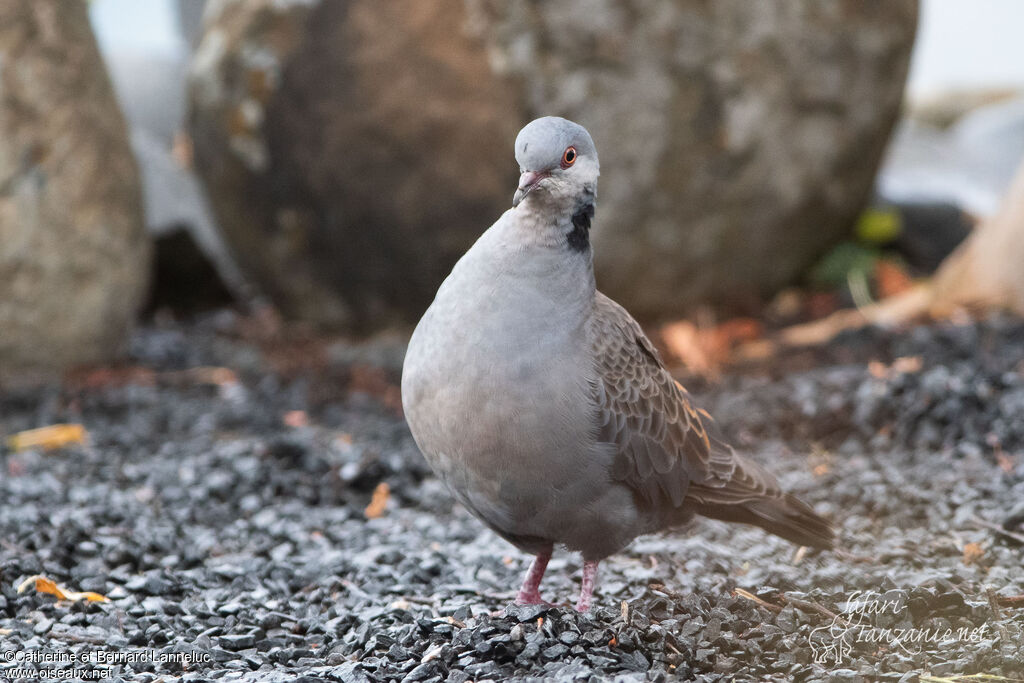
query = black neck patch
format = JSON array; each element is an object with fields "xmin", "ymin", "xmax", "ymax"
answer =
[{"xmin": 568, "ymin": 202, "xmax": 595, "ymax": 253}]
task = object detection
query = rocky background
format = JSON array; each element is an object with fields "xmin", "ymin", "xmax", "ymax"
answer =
[
  {"xmin": 187, "ymin": 0, "xmax": 918, "ymax": 329},
  {"xmin": 0, "ymin": 1, "xmax": 149, "ymax": 381},
  {"xmin": 0, "ymin": 0, "xmax": 925, "ymax": 376}
]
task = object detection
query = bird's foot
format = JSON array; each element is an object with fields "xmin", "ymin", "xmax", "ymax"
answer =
[
  {"xmin": 575, "ymin": 559, "xmax": 599, "ymax": 612},
  {"xmin": 515, "ymin": 590, "xmax": 555, "ymax": 607}
]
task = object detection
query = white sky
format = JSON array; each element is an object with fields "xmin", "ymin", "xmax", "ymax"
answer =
[
  {"xmin": 907, "ymin": 0, "xmax": 1024, "ymax": 97},
  {"xmin": 90, "ymin": 0, "xmax": 185, "ymax": 58},
  {"xmin": 89, "ymin": 0, "xmax": 1024, "ymax": 97}
]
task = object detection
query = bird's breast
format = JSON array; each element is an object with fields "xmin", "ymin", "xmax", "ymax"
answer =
[{"xmin": 403, "ymin": 275, "xmax": 597, "ymax": 486}]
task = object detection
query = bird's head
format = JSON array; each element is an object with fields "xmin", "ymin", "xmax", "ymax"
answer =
[{"xmin": 512, "ymin": 117, "xmax": 599, "ymax": 212}]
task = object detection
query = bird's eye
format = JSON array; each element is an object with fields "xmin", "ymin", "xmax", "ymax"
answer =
[{"xmin": 561, "ymin": 146, "xmax": 577, "ymax": 168}]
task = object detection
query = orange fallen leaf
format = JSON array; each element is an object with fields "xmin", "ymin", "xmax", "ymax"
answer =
[
  {"xmin": 868, "ymin": 360, "xmax": 888, "ymax": 379},
  {"xmin": 661, "ymin": 321, "xmax": 715, "ymax": 377},
  {"xmin": 661, "ymin": 317, "xmax": 764, "ymax": 378},
  {"xmin": 996, "ymin": 451, "xmax": 1015, "ymax": 474},
  {"xmin": 183, "ymin": 366, "xmax": 238, "ymax": 386},
  {"xmin": 875, "ymin": 260, "xmax": 914, "ymax": 299},
  {"xmin": 16, "ymin": 575, "xmax": 108, "ymax": 603},
  {"xmin": 283, "ymin": 410, "xmax": 309, "ymax": 428},
  {"xmin": 7, "ymin": 424, "xmax": 87, "ymax": 452},
  {"xmin": 868, "ymin": 356, "xmax": 923, "ymax": 380},
  {"xmin": 891, "ymin": 356, "xmax": 923, "ymax": 374},
  {"xmin": 812, "ymin": 463, "xmax": 830, "ymax": 477},
  {"xmin": 364, "ymin": 482, "xmax": 391, "ymax": 519},
  {"xmin": 609, "ymin": 636, "xmax": 618, "ymax": 647},
  {"xmin": 962, "ymin": 542, "xmax": 985, "ymax": 566}
]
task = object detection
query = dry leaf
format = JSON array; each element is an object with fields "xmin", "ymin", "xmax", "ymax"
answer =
[
  {"xmin": 768, "ymin": 288, "xmax": 804, "ymax": 319},
  {"xmin": 364, "ymin": 482, "xmax": 391, "ymax": 519},
  {"xmin": 962, "ymin": 542, "xmax": 985, "ymax": 566},
  {"xmin": 283, "ymin": 410, "xmax": 309, "ymax": 428},
  {"xmin": 662, "ymin": 317, "xmax": 765, "ymax": 378},
  {"xmin": 16, "ymin": 575, "xmax": 109, "ymax": 603},
  {"xmin": 7, "ymin": 424, "xmax": 87, "ymax": 452},
  {"xmin": 996, "ymin": 451, "xmax": 1015, "ymax": 474},
  {"xmin": 183, "ymin": 366, "xmax": 239, "ymax": 386},
  {"xmin": 891, "ymin": 356, "xmax": 923, "ymax": 374},
  {"xmin": 868, "ymin": 356, "xmax": 923, "ymax": 380},
  {"xmin": 661, "ymin": 321, "xmax": 715, "ymax": 376},
  {"xmin": 875, "ymin": 260, "xmax": 914, "ymax": 299}
]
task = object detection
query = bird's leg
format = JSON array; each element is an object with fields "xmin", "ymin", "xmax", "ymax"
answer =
[
  {"xmin": 575, "ymin": 559, "xmax": 599, "ymax": 612},
  {"xmin": 515, "ymin": 544, "xmax": 554, "ymax": 606}
]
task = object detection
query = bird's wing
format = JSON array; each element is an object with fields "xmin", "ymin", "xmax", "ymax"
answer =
[{"xmin": 588, "ymin": 292, "xmax": 782, "ymax": 509}]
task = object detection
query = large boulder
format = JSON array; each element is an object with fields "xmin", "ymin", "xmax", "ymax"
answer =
[
  {"xmin": 0, "ymin": 0, "xmax": 149, "ymax": 379},
  {"xmin": 189, "ymin": 0, "xmax": 917, "ymax": 329}
]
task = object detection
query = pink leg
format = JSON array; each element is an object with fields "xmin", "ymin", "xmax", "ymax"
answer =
[
  {"xmin": 576, "ymin": 560, "xmax": 599, "ymax": 612},
  {"xmin": 515, "ymin": 544, "xmax": 554, "ymax": 605}
]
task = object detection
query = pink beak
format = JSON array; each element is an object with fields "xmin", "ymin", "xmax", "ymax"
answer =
[{"xmin": 513, "ymin": 170, "xmax": 551, "ymax": 207}]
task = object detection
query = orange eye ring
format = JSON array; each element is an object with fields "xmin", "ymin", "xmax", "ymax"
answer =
[{"xmin": 561, "ymin": 146, "xmax": 577, "ymax": 169}]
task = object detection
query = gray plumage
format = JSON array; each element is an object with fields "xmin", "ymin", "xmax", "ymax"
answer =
[{"xmin": 402, "ymin": 116, "xmax": 833, "ymax": 609}]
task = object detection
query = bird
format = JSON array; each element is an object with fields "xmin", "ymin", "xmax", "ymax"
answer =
[{"xmin": 401, "ymin": 116, "xmax": 834, "ymax": 612}]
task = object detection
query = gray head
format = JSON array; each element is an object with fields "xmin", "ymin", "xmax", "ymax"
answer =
[{"xmin": 512, "ymin": 117, "xmax": 600, "ymax": 211}]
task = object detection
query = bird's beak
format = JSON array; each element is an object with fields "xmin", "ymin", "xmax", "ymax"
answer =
[{"xmin": 512, "ymin": 170, "xmax": 550, "ymax": 207}]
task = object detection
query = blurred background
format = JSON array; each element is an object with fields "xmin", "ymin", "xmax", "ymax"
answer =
[{"xmin": 2, "ymin": 0, "xmax": 1024, "ymax": 378}]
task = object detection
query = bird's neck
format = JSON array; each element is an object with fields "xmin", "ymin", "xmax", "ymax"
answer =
[
  {"xmin": 513, "ymin": 190, "xmax": 597, "ymax": 255},
  {"xmin": 477, "ymin": 200, "xmax": 598, "ymax": 320},
  {"xmin": 567, "ymin": 202, "xmax": 595, "ymax": 254}
]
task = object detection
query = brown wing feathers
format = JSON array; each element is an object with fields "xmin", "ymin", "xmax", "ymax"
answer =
[{"xmin": 590, "ymin": 294, "xmax": 834, "ymax": 549}]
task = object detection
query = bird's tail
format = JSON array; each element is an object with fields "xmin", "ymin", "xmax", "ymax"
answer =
[{"xmin": 695, "ymin": 493, "xmax": 835, "ymax": 550}]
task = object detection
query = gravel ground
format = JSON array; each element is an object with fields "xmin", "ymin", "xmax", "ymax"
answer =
[{"xmin": 1, "ymin": 312, "xmax": 1023, "ymax": 682}]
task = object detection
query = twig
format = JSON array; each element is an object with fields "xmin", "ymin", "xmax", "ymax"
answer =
[
  {"xmin": 972, "ymin": 516, "xmax": 1024, "ymax": 544},
  {"xmin": 732, "ymin": 588, "xmax": 782, "ymax": 614},
  {"xmin": 986, "ymin": 588, "xmax": 1003, "ymax": 619},
  {"xmin": 995, "ymin": 594, "xmax": 1024, "ymax": 608},
  {"xmin": 831, "ymin": 549, "xmax": 879, "ymax": 564},
  {"xmin": 47, "ymin": 629, "xmax": 109, "ymax": 646},
  {"xmin": 781, "ymin": 594, "xmax": 848, "ymax": 628},
  {"xmin": 648, "ymin": 583, "xmax": 685, "ymax": 601}
]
